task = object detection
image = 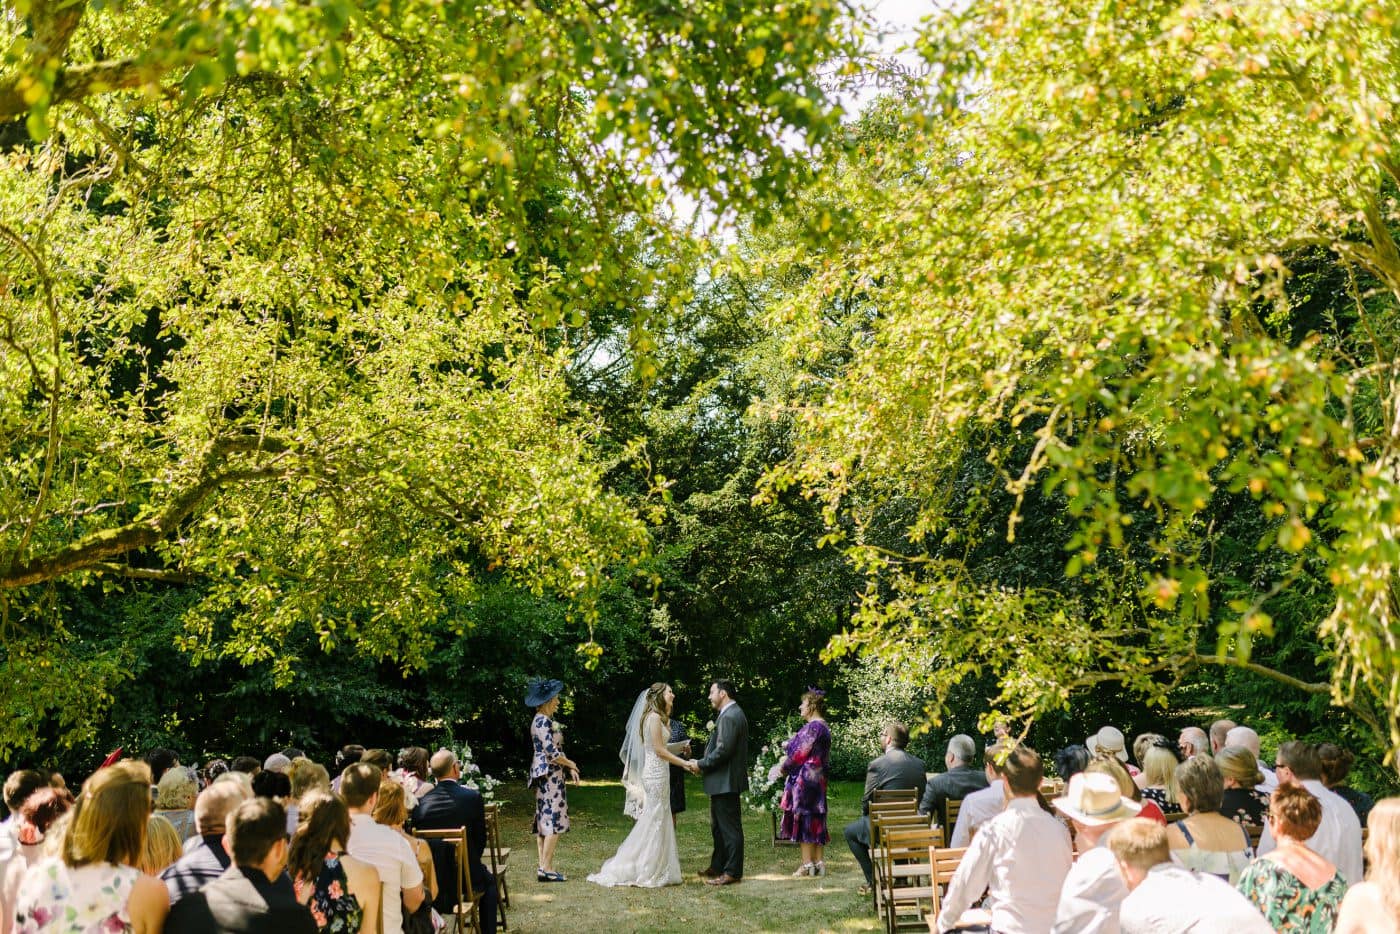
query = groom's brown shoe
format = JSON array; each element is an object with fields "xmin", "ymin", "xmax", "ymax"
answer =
[
  {"xmin": 697, "ymin": 868, "xmax": 720, "ymax": 880},
  {"xmin": 706, "ymin": 873, "xmax": 741, "ymax": 886}
]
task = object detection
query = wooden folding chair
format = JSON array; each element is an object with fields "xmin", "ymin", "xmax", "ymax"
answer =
[
  {"xmin": 870, "ymin": 810, "xmax": 933, "ymax": 914},
  {"xmin": 1242, "ymin": 821, "xmax": 1264, "ymax": 851},
  {"xmin": 942, "ymin": 798, "xmax": 963, "ymax": 839},
  {"xmin": 927, "ymin": 844, "xmax": 970, "ymax": 920},
  {"xmin": 873, "ymin": 788, "xmax": 920, "ymax": 805},
  {"xmin": 485, "ymin": 803, "xmax": 510, "ymax": 924},
  {"xmin": 414, "ymin": 827, "xmax": 481, "ymax": 934},
  {"xmin": 879, "ymin": 826, "xmax": 943, "ymax": 933}
]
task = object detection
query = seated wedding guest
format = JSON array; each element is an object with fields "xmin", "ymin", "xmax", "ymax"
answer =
[
  {"xmin": 1110, "ymin": 818, "xmax": 1272, "ymax": 933},
  {"xmin": 331, "ymin": 746, "xmax": 365, "ymax": 793},
  {"xmin": 1139, "ymin": 741, "xmax": 1180, "ymax": 813},
  {"xmin": 1317, "ymin": 743, "xmax": 1373, "ymax": 828},
  {"xmin": 165, "ymin": 797, "xmax": 315, "ymax": 933},
  {"xmin": 1226, "ymin": 726, "xmax": 1278, "ymax": 792},
  {"xmin": 252, "ymin": 769, "xmax": 292, "ymax": 802},
  {"xmin": 1132, "ymin": 734, "xmax": 1166, "ymax": 790},
  {"xmin": 262, "ymin": 753, "xmax": 292, "ymax": 775},
  {"xmin": 202, "ymin": 759, "xmax": 230, "ymax": 785},
  {"xmin": 289, "ymin": 791, "xmax": 378, "ymax": 934},
  {"xmin": 1085, "ymin": 757, "xmax": 1165, "ymax": 824},
  {"xmin": 918, "ymin": 733, "xmax": 987, "ymax": 823},
  {"xmin": 1334, "ymin": 797, "xmax": 1400, "ymax": 934},
  {"xmin": 1238, "ymin": 784, "xmax": 1348, "ymax": 931},
  {"xmin": 936, "ymin": 746, "xmax": 1072, "ymax": 934},
  {"xmin": 395, "ymin": 748, "xmax": 433, "ymax": 800},
  {"xmin": 1088, "ymin": 726, "xmax": 1140, "ymax": 777},
  {"xmin": 949, "ymin": 742, "xmax": 1010, "ymax": 848},
  {"xmin": 1054, "ymin": 745, "xmax": 1091, "ymax": 784},
  {"xmin": 1178, "ymin": 726, "xmax": 1211, "ymax": 759},
  {"xmin": 145, "ymin": 748, "xmax": 180, "ymax": 788},
  {"xmin": 1167, "ymin": 755, "xmax": 1253, "ymax": 884},
  {"xmin": 230, "ymin": 756, "xmax": 261, "ymax": 776},
  {"xmin": 413, "ymin": 750, "xmax": 495, "ymax": 934},
  {"xmin": 286, "ymin": 758, "xmax": 332, "ymax": 836},
  {"xmin": 162, "ymin": 779, "xmax": 252, "ymax": 905},
  {"xmin": 13, "ymin": 760, "xmax": 169, "ymax": 932},
  {"xmin": 0, "ymin": 787, "xmax": 73, "ymax": 934},
  {"xmin": 361, "ymin": 749, "xmax": 394, "ymax": 774},
  {"xmin": 374, "ymin": 780, "xmax": 437, "ymax": 904},
  {"xmin": 141, "ymin": 814, "xmax": 183, "ymax": 874},
  {"xmin": 843, "ymin": 721, "xmax": 927, "ymax": 896},
  {"xmin": 0, "ymin": 770, "xmax": 46, "ymax": 876},
  {"xmin": 1053, "ymin": 772, "xmax": 1141, "ymax": 933},
  {"xmin": 1217, "ymin": 746, "xmax": 1270, "ymax": 828},
  {"xmin": 281, "ymin": 748, "xmax": 307, "ymax": 763},
  {"xmin": 344, "ymin": 763, "xmax": 425, "ymax": 934},
  {"xmin": 155, "ymin": 767, "xmax": 199, "ymax": 842},
  {"xmin": 1211, "ymin": 719, "xmax": 1238, "ymax": 755},
  {"xmin": 1259, "ymin": 741, "xmax": 1364, "ymax": 884}
]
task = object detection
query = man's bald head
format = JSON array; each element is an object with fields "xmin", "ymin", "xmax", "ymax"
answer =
[{"xmin": 430, "ymin": 750, "xmax": 459, "ymax": 780}]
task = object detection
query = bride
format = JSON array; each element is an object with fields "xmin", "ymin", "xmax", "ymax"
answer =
[{"xmin": 588, "ymin": 682, "xmax": 690, "ymax": 887}]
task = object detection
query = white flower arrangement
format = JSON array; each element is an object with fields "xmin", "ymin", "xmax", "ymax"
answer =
[
  {"xmin": 440, "ymin": 740, "xmax": 501, "ymax": 804},
  {"xmin": 744, "ymin": 720, "xmax": 800, "ymax": 815}
]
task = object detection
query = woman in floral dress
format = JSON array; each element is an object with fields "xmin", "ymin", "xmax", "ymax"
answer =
[
  {"xmin": 13, "ymin": 760, "xmax": 170, "ymax": 934},
  {"xmin": 774, "ymin": 689, "xmax": 832, "ymax": 877},
  {"xmin": 1237, "ymin": 784, "xmax": 1348, "ymax": 932},
  {"xmin": 288, "ymin": 791, "xmax": 378, "ymax": 934},
  {"xmin": 527, "ymin": 678, "xmax": 580, "ymax": 882}
]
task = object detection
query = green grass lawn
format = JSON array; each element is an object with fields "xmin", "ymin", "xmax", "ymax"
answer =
[{"xmin": 491, "ymin": 778, "xmax": 882, "ymax": 933}]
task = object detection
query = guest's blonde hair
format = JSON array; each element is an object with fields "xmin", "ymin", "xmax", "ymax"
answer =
[
  {"xmin": 373, "ymin": 779, "xmax": 409, "ymax": 826},
  {"xmin": 155, "ymin": 766, "xmax": 197, "ymax": 810},
  {"xmin": 62, "ymin": 761, "xmax": 151, "ymax": 869},
  {"xmin": 140, "ymin": 814, "xmax": 182, "ymax": 874},
  {"xmin": 1215, "ymin": 747, "xmax": 1264, "ymax": 788},
  {"xmin": 1141, "ymin": 746, "xmax": 1179, "ymax": 802},
  {"xmin": 288, "ymin": 758, "xmax": 330, "ymax": 801},
  {"xmin": 1365, "ymin": 798, "xmax": 1400, "ymax": 921},
  {"xmin": 1108, "ymin": 818, "xmax": 1170, "ymax": 871}
]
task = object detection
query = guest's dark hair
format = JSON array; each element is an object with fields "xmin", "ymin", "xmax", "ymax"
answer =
[
  {"xmin": 230, "ymin": 756, "xmax": 261, "ymax": 774},
  {"xmin": 335, "ymin": 745, "xmax": 366, "ymax": 771},
  {"xmin": 251, "ymin": 769, "xmax": 291, "ymax": 800},
  {"xmin": 1316, "ymin": 743, "xmax": 1355, "ymax": 786},
  {"xmin": 280, "ymin": 747, "xmax": 306, "ymax": 762},
  {"xmin": 711, "ymin": 679, "xmax": 737, "ymax": 699},
  {"xmin": 4, "ymin": 770, "xmax": 47, "ymax": 813},
  {"xmin": 143, "ymin": 748, "xmax": 179, "ymax": 783},
  {"xmin": 1276, "ymin": 740, "xmax": 1323, "ymax": 780},
  {"xmin": 398, "ymin": 747, "xmax": 430, "ymax": 780},
  {"xmin": 1054, "ymin": 745, "xmax": 1090, "ymax": 781},
  {"xmin": 19, "ymin": 787, "xmax": 75, "ymax": 835},
  {"xmin": 288, "ymin": 791, "xmax": 350, "ymax": 886},
  {"xmin": 360, "ymin": 748, "xmax": 393, "ymax": 772},
  {"xmin": 340, "ymin": 764, "xmax": 382, "ymax": 809},
  {"xmin": 203, "ymin": 759, "xmax": 230, "ymax": 782},
  {"xmin": 883, "ymin": 722, "xmax": 910, "ymax": 749},
  {"xmin": 1002, "ymin": 745, "xmax": 1044, "ymax": 796},
  {"xmin": 228, "ymin": 797, "xmax": 287, "ymax": 867}
]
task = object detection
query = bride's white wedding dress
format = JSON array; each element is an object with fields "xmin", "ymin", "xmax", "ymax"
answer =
[{"xmin": 588, "ymin": 713, "xmax": 683, "ymax": 887}]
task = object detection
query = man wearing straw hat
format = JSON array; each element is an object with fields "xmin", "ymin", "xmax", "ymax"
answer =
[{"xmin": 1052, "ymin": 772, "xmax": 1142, "ymax": 933}]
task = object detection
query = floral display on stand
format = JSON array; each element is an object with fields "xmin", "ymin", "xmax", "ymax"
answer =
[
  {"xmin": 745, "ymin": 717, "xmax": 804, "ymax": 848},
  {"xmin": 439, "ymin": 738, "xmax": 502, "ymax": 804}
]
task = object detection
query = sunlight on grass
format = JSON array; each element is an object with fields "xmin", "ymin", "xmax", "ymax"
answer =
[{"xmin": 494, "ymin": 779, "xmax": 882, "ymax": 932}]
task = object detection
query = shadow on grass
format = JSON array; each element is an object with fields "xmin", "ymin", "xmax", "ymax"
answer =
[{"xmin": 491, "ymin": 778, "xmax": 883, "ymax": 933}]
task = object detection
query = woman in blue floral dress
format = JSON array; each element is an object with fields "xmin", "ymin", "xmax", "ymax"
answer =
[
  {"xmin": 774, "ymin": 689, "xmax": 831, "ymax": 877},
  {"xmin": 527, "ymin": 678, "xmax": 580, "ymax": 882}
]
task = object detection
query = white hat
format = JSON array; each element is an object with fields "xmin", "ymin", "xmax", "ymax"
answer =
[
  {"xmin": 262, "ymin": 753, "xmax": 292, "ymax": 773},
  {"xmin": 1086, "ymin": 726, "xmax": 1128, "ymax": 762},
  {"xmin": 1053, "ymin": 773, "xmax": 1142, "ymax": 826}
]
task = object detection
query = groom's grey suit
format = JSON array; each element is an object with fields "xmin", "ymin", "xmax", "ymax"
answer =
[{"xmin": 698, "ymin": 700, "xmax": 749, "ymax": 879}]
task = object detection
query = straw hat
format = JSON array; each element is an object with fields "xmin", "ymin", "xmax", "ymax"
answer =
[
  {"xmin": 1086, "ymin": 726, "xmax": 1129, "ymax": 762},
  {"xmin": 1053, "ymin": 772, "xmax": 1143, "ymax": 826}
]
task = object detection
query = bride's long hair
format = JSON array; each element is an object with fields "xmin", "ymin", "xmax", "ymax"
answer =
[{"xmin": 640, "ymin": 682, "xmax": 671, "ymax": 737}]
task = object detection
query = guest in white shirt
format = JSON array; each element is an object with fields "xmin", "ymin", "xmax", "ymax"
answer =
[
  {"xmin": 936, "ymin": 745, "xmax": 1072, "ymax": 934},
  {"xmin": 342, "ymin": 763, "xmax": 424, "ymax": 934},
  {"xmin": 1178, "ymin": 726, "xmax": 1211, "ymax": 760},
  {"xmin": 1225, "ymin": 726, "xmax": 1278, "ymax": 793},
  {"xmin": 948, "ymin": 742, "xmax": 1009, "ymax": 848},
  {"xmin": 1053, "ymin": 772, "xmax": 1141, "ymax": 934},
  {"xmin": 1108, "ymin": 818, "xmax": 1272, "ymax": 934},
  {"xmin": 1257, "ymin": 740, "xmax": 1363, "ymax": 884}
]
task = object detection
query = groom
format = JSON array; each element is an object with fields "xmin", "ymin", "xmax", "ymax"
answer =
[{"xmin": 688, "ymin": 678, "xmax": 749, "ymax": 886}]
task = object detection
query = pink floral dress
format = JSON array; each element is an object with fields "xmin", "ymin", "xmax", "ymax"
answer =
[{"xmin": 13, "ymin": 857, "xmax": 139, "ymax": 933}]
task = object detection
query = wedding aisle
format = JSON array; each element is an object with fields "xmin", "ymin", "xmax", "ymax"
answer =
[{"xmin": 493, "ymin": 779, "xmax": 878, "ymax": 933}]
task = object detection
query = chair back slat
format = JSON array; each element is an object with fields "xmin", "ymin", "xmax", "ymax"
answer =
[
  {"xmin": 413, "ymin": 826, "xmax": 481, "ymax": 934},
  {"xmin": 872, "ymin": 788, "xmax": 919, "ymax": 804}
]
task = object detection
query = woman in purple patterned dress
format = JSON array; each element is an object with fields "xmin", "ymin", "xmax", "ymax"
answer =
[{"xmin": 774, "ymin": 689, "xmax": 832, "ymax": 877}]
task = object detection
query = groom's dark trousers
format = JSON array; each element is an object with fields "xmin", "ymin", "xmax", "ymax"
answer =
[
  {"xmin": 708, "ymin": 793, "xmax": 744, "ymax": 878},
  {"xmin": 698, "ymin": 701, "xmax": 750, "ymax": 879}
]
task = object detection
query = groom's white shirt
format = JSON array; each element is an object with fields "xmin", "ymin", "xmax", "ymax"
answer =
[{"xmin": 718, "ymin": 699, "xmax": 736, "ymax": 716}]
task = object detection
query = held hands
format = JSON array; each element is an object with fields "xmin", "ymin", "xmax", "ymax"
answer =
[{"xmin": 684, "ymin": 759, "xmax": 702, "ymax": 776}]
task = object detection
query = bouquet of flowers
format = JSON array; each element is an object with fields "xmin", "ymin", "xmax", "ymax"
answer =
[
  {"xmin": 744, "ymin": 719, "xmax": 801, "ymax": 814},
  {"xmin": 439, "ymin": 739, "xmax": 502, "ymax": 805}
]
